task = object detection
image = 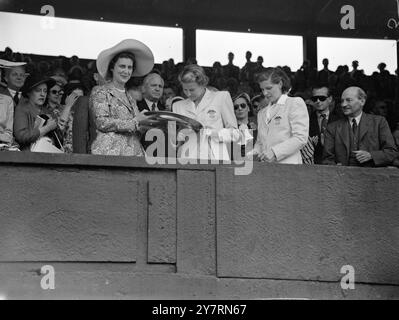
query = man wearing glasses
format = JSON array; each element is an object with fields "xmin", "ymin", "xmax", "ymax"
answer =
[{"xmin": 309, "ymin": 86, "xmax": 340, "ymax": 164}]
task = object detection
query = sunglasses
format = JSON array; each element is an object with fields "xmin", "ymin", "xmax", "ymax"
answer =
[
  {"xmin": 311, "ymin": 96, "xmax": 328, "ymax": 102},
  {"xmin": 234, "ymin": 103, "xmax": 248, "ymax": 110},
  {"xmin": 50, "ymin": 90, "xmax": 64, "ymax": 95}
]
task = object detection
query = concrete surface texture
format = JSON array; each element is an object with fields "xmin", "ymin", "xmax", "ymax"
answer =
[{"xmin": 0, "ymin": 152, "xmax": 398, "ymax": 299}]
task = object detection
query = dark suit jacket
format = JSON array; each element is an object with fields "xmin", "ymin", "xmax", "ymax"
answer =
[
  {"xmin": 136, "ymin": 99, "xmax": 169, "ymax": 157},
  {"xmin": 322, "ymin": 113, "xmax": 398, "ymax": 167},
  {"xmin": 72, "ymin": 95, "xmax": 97, "ymax": 153},
  {"xmin": 309, "ymin": 111, "xmax": 341, "ymax": 164},
  {"xmin": 137, "ymin": 99, "xmax": 165, "ymax": 112}
]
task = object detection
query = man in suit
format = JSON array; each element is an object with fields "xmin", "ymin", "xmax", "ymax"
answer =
[
  {"xmin": 0, "ymin": 65, "xmax": 26, "ymax": 107},
  {"xmin": 137, "ymin": 73, "xmax": 165, "ymax": 112},
  {"xmin": 323, "ymin": 86, "xmax": 398, "ymax": 167},
  {"xmin": 137, "ymin": 73, "xmax": 167, "ymax": 157},
  {"xmin": 309, "ymin": 86, "xmax": 341, "ymax": 164},
  {"xmin": 0, "ymin": 61, "xmax": 27, "ymax": 108}
]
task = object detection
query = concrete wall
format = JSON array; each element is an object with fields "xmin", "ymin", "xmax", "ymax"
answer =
[{"xmin": 0, "ymin": 152, "xmax": 399, "ymax": 299}]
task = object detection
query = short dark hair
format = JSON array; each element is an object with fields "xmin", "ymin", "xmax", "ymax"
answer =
[
  {"xmin": 256, "ymin": 67, "xmax": 291, "ymax": 94},
  {"xmin": 312, "ymin": 85, "xmax": 331, "ymax": 96},
  {"xmin": 107, "ymin": 51, "xmax": 136, "ymax": 79}
]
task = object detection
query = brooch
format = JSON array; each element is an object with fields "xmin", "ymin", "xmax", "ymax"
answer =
[{"xmin": 274, "ymin": 116, "xmax": 282, "ymax": 125}]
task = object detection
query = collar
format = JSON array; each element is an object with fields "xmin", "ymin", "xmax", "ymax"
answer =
[
  {"xmin": 238, "ymin": 119, "xmax": 249, "ymax": 127},
  {"xmin": 8, "ymin": 88, "xmax": 18, "ymax": 96},
  {"xmin": 317, "ymin": 109, "xmax": 330, "ymax": 118},
  {"xmin": 348, "ymin": 112, "xmax": 363, "ymax": 125},
  {"xmin": 273, "ymin": 94, "xmax": 288, "ymax": 107},
  {"xmin": 145, "ymin": 98, "xmax": 157, "ymax": 108}
]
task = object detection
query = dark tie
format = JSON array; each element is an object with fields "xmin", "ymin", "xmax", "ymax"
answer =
[
  {"xmin": 352, "ymin": 118, "xmax": 358, "ymax": 149},
  {"xmin": 13, "ymin": 91, "xmax": 20, "ymax": 105},
  {"xmin": 320, "ymin": 114, "xmax": 327, "ymax": 134},
  {"xmin": 151, "ymin": 103, "xmax": 156, "ymax": 111},
  {"xmin": 320, "ymin": 114, "xmax": 327, "ymax": 145},
  {"xmin": 352, "ymin": 119, "xmax": 357, "ymax": 135}
]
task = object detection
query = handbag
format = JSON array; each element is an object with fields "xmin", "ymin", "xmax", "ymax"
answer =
[{"xmin": 30, "ymin": 136, "xmax": 64, "ymax": 153}]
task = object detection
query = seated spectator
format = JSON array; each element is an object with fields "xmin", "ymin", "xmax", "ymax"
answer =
[
  {"xmin": 308, "ymin": 86, "xmax": 341, "ymax": 164},
  {"xmin": 137, "ymin": 73, "xmax": 165, "ymax": 111},
  {"xmin": 370, "ymin": 100, "xmax": 389, "ymax": 119},
  {"xmin": 0, "ymin": 59, "xmax": 27, "ymax": 150},
  {"xmin": 232, "ymin": 92, "xmax": 257, "ymax": 158},
  {"xmin": 0, "ymin": 92, "xmax": 14, "ymax": 149},
  {"xmin": 225, "ymin": 77, "xmax": 239, "ymax": 97},
  {"xmin": 45, "ymin": 81, "xmax": 80, "ymax": 153},
  {"xmin": 250, "ymin": 94, "xmax": 267, "ymax": 118},
  {"xmin": 323, "ymin": 87, "xmax": 398, "ymax": 167},
  {"xmin": 13, "ymin": 75, "xmax": 59, "ymax": 151},
  {"xmin": 0, "ymin": 62, "xmax": 27, "ymax": 108},
  {"xmin": 46, "ymin": 81, "xmax": 64, "ymax": 112},
  {"xmin": 161, "ymin": 83, "xmax": 176, "ymax": 110}
]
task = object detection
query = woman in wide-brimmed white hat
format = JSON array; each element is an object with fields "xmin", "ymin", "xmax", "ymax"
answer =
[{"xmin": 90, "ymin": 39, "xmax": 155, "ymax": 156}]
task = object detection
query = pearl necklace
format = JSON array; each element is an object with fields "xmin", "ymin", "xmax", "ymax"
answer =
[{"xmin": 114, "ymin": 87, "xmax": 125, "ymax": 93}]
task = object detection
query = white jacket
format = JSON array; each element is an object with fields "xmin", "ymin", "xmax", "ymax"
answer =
[
  {"xmin": 173, "ymin": 89, "xmax": 239, "ymax": 161},
  {"xmin": 254, "ymin": 94, "xmax": 309, "ymax": 164}
]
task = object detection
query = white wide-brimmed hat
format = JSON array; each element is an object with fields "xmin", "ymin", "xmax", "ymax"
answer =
[
  {"xmin": 0, "ymin": 59, "xmax": 26, "ymax": 68},
  {"xmin": 96, "ymin": 39, "xmax": 154, "ymax": 79}
]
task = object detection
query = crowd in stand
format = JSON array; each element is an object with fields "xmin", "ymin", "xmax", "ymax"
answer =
[{"xmin": 1, "ymin": 44, "xmax": 398, "ymax": 167}]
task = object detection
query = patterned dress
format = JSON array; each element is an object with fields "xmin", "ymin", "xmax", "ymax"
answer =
[
  {"xmin": 89, "ymin": 83, "xmax": 144, "ymax": 156},
  {"xmin": 44, "ymin": 103, "xmax": 74, "ymax": 153}
]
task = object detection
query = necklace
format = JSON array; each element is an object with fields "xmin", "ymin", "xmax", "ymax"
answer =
[
  {"xmin": 114, "ymin": 87, "xmax": 125, "ymax": 93},
  {"xmin": 112, "ymin": 81, "xmax": 126, "ymax": 93}
]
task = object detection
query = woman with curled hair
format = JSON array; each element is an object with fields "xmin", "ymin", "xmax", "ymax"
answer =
[
  {"xmin": 90, "ymin": 39, "xmax": 155, "ymax": 156},
  {"xmin": 173, "ymin": 64, "xmax": 239, "ymax": 161},
  {"xmin": 249, "ymin": 67, "xmax": 309, "ymax": 164}
]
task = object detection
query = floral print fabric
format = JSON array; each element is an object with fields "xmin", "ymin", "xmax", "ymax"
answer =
[{"xmin": 89, "ymin": 83, "xmax": 144, "ymax": 156}]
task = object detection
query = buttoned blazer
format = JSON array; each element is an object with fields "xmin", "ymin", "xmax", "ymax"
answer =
[
  {"xmin": 137, "ymin": 99, "xmax": 165, "ymax": 112},
  {"xmin": 254, "ymin": 95, "xmax": 309, "ymax": 164},
  {"xmin": 309, "ymin": 111, "xmax": 341, "ymax": 164},
  {"xmin": 323, "ymin": 113, "xmax": 398, "ymax": 167},
  {"xmin": 173, "ymin": 89, "xmax": 238, "ymax": 161}
]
